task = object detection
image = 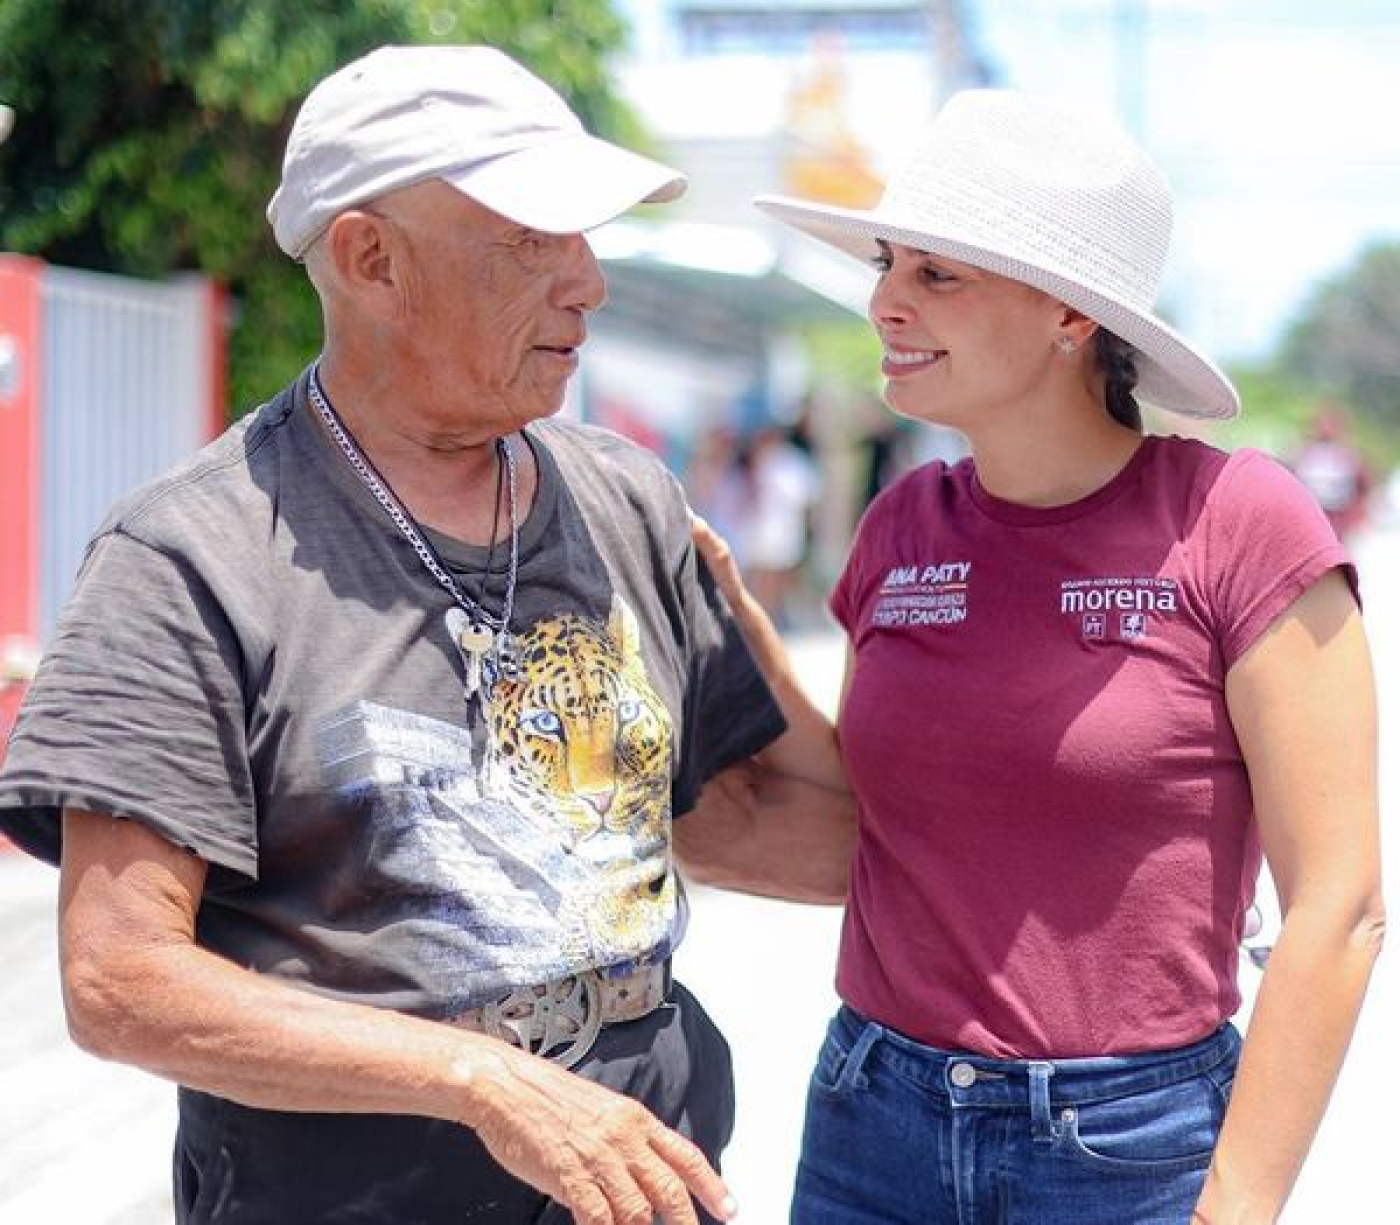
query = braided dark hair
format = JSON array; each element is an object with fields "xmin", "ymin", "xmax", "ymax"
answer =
[{"xmin": 1094, "ymin": 330, "xmax": 1143, "ymax": 432}]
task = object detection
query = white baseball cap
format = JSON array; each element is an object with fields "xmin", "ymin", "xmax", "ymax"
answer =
[{"xmin": 268, "ymin": 45, "xmax": 686, "ymax": 259}]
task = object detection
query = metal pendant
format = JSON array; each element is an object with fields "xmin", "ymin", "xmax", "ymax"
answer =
[
  {"xmin": 493, "ymin": 632, "xmax": 520, "ymax": 682},
  {"xmin": 446, "ymin": 608, "xmax": 495, "ymax": 703},
  {"xmin": 479, "ymin": 632, "xmax": 518, "ymax": 700}
]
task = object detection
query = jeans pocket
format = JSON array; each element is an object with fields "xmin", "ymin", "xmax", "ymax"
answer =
[{"xmin": 1055, "ymin": 1073, "xmax": 1226, "ymax": 1174}]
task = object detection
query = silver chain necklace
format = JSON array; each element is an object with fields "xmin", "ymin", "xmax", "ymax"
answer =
[{"xmin": 307, "ymin": 362, "xmax": 520, "ymax": 704}]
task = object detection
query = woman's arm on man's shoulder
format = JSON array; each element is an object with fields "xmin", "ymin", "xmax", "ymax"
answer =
[{"xmin": 675, "ymin": 515, "xmax": 857, "ymax": 903}]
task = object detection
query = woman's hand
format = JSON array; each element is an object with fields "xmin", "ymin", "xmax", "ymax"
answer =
[
  {"xmin": 690, "ymin": 510, "xmax": 852, "ymax": 795},
  {"xmin": 691, "ymin": 512, "xmax": 787, "ymax": 678}
]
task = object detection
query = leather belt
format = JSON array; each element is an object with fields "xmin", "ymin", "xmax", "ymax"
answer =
[{"xmin": 448, "ymin": 961, "xmax": 671, "ymax": 1069}]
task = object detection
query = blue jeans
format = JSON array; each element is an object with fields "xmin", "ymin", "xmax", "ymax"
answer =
[{"xmin": 791, "ymin": 1006, "xmax": 1240, "ymax": 1225}]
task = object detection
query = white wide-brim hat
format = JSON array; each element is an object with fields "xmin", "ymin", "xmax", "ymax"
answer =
[
  {"xmin": 269, "ymin": 45, "xmax": 686, "ymax": 259},
  {"xmin": 756, "ymin": 89, "xmax": 1238, "ymax": 420}
]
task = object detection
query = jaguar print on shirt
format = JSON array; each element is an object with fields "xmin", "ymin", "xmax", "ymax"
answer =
[{"xmin": 316, "ymin": 596, "xmax": 677, "ymax": 1013}]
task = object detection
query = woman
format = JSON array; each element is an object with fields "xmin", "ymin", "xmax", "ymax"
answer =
[{"xmin": 697, "ymin": 90, "xmax": 1383, "ymax": 1224}]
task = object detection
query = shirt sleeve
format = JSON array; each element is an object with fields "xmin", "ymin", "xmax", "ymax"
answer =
[
  {"xmin": 1204, "ymin": 448, "xmax": 1358, "ymax": 670},
  {"xmin": 0, "ymin": 528, "xmax": 258, "ymax": 877}
]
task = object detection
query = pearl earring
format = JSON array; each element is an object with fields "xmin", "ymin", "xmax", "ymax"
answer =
[{"xmin": 1054, "ymin": 336, "xmax": 1078, "ymax": 354}]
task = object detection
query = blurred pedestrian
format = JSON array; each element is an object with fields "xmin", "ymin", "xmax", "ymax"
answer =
[
  {"xmin": 700, "ymin": 88, "xmax": 1382, "ymax": 1224},
  {"xmin": 739, "ymin": 426, "xmax": 819, "ymax": 630},
  {"xmin": 1289, "ymin": 403, "xmax": 1374, "ymax": 542},
  {"xmin": 685, "ymin": 423, "xmax": 748, "ymax": 549},
  {"xmin": 0, "ymin": 44, "xmax": 852, "ymax": 1225}
]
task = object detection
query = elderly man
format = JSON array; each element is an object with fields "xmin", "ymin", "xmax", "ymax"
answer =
[{"xmin": 0, "ymin": 46, "xmax": 851, "ymax": 1225}]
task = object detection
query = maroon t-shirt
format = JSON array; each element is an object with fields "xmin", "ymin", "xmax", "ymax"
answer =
[{"xmin": 831, "ymin": 435, "xmax": 1354, "ymax": 1058}]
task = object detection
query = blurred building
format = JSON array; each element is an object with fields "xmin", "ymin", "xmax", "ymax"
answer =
[
  {"xmin": 587, "ymin": 2, "xmax": 988, "ymax": 574},
  {"xmin": 588, "ymin": 2, "xmax": 989, "ymax": 442}
]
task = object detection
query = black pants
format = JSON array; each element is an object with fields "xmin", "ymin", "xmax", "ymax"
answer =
[{"xmin": 173, "ymin": 980, "xmax": 735, "ymax": 1224}]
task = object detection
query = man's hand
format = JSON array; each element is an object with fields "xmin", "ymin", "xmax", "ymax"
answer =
[{"xmin": 464, "ymin": 1045, "xmax": 736, "ymax": 1224}]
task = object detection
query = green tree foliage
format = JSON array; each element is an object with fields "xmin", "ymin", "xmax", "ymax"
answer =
[
  {"xmin": 1205, "ymin": 365, "xmax": 1328, "ymax": 458},
  {"xmin": 0, "ymin": 0, "xmax": 633, "ymax": 417},
  {"xmin": 798, "ymin": 318, "xmax": 883, "ymax": 395},
  {"xmin": 1279, "ymin": 242, "xmax": 1400, "ymax": 436}
]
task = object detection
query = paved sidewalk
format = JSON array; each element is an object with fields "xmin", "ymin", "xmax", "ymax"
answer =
[{"xmin": 0, "ymin": 856, "xmax": 176, "ymax": 1224}]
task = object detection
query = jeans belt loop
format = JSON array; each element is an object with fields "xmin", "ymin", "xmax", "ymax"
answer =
[
  {"xmin": 837, "ymin": 1020, "xmax": 884, "ymax": 1092},
  {"xmin": 1028, "ymin": 1060, "xmax": 1057, "ymax": 1143}
]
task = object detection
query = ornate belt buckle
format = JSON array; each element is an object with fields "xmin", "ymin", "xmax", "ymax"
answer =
[{"xmin": 481, "ymin": 972, "xmax": 603, "ymax": 1069}]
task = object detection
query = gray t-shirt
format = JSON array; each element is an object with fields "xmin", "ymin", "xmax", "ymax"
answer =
[{"xmin": 0, "ymin": 371, "xmax": 784, "ymax": 1021}]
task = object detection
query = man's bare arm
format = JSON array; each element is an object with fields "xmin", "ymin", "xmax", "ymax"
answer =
[
  {"xmin": 60, "ymin": 808, "xmax": 735, "ymax": 1225},
  {"xmin": 674, "ymin": 760, "xmax": 855, "ymax": 903}
]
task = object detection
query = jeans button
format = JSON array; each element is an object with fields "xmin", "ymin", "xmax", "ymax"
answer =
[{"xmin": 949, "ymin": 1061, "xmax": 977, "ymax": 1089}]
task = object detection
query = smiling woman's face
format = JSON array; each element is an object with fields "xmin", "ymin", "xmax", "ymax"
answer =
[{"xmin": 867, "ymin": 242, "xmax": 1069, "ymax": 431}]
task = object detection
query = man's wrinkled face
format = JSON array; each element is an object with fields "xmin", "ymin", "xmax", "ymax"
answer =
[{"xmin": 368, "ymin": 181, "xmax": 607, "ymax": 433}]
